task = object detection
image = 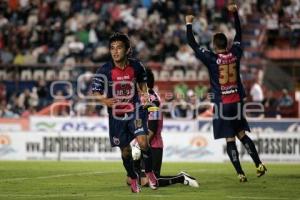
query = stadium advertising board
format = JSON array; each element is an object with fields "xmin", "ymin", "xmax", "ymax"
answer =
[
  {"xmin": 30, "ymin": 116, "xmax": 198, "ymax": 133},
  {"xmin": 235, "ymin": 133, "xmax": 300, "ymax": 162},
  {"xmin": 198, "ymin": 119, "xmax": 300, "ymax": 133},
  {"xmin": 162, "ymin": 120, "xmax": 197, "ymax": 132},
  {"xmin": 30, "ymin": 117, "xmax": 300, "ymax": 133},
  {"xmin": 30, "ymin": 117, "xmax": 109, "ymax": 132},
  {"xmin": 0, "ymin": 132, "xmax": 120, "ymax": 160},
  {"xmin": 162, "ymin": 132, "xmax": 225, "ymax": 162},
  {"xmin": 163, "ymin": 132, "xmax": 300, "ymax": 162},
  {"xmin": 1, "ymin": 131, "xmax": 299, "ymax": 162},
  {"xmin": 0, "ymin": 118, "xmax": 29, "ymax": 131}
]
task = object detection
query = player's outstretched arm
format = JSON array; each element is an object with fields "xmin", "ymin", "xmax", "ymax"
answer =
[
  {"xmin": 185, "ymin": 15, "xmax": 200, "ymax": 51},
  {"xmin": 228, "ymin": 4, "xmax": 241, "ymax": 42},
  {"xmin": 92, "ymin": 93, "xmax": 117, "ymax": 108},
  {"xmin": 185, "ymin": 15, "xmax": 210, "ymax": 65}
]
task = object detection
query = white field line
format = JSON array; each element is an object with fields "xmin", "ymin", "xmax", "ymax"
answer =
[
  {"xmin": 0, "ymin": 168, "xmax": 220, "ymax": 183},
  {"xmin": 227, "ymin": 196, "xmax": 292, "ymax": 200},
  {"xmin": 0, "ymin": 194, "xmax": 169, "ymax": 199},
  {"xmin": 0, "ymin": 194, "xmax": 293, "ymax": 199},
  {"xmin": 0, "ymin": 171, "xmax": 119, "ymax": 182},
  {"xmin": 163, "ymin": 168, "xmax": 228, "ymax": 175},
  {"xmin": 0, "ymin": 194, "xmax": 106, "ymax": 199},
  {"xmin": 181, "ymin": 168, "xmax": 227, "ymax": 173}
]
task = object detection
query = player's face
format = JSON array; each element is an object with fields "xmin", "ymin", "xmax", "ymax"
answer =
[{"xmin": 110, "ymin": 41, "xmax": 128, "ymax": 63}]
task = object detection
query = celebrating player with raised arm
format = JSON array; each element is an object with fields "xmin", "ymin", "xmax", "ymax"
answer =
[
  {"xmin": 91, "ymin": 32, "xmax": 158, "ymax": 193},
  {"xmin": 185, "ymin": 4, "xmax": 267, "ymax": 182}
]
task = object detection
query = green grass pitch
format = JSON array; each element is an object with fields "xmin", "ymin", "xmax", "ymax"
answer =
[{"xmin": 0, "ymin": 161, "xmax": 300, "ymax": 200}]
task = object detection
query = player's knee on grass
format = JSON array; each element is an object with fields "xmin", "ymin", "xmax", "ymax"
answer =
[{"xmin": 121, "ymin": 145, "xmax": 132, "ymax": 158}]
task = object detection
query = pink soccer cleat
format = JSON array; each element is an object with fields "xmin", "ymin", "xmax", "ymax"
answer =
[
  {"xmin": 146, "ymin": 172, "xmax": 159, "ymax": 190},
  {"xmin": 130, "ymin": 178, "xmax": 141, "ymax": 193}
]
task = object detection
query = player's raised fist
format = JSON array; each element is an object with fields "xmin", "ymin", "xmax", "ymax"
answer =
[
  {"xmin": 227, "ymin": 4, "xmax": 238, "ymax": 12},
  {"xmin": 185, "ymin": 15, "xmax": 195, "ymax": 24}
]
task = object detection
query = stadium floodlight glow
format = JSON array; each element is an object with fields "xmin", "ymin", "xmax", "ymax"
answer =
[{"xmin": 50, "ymin": 80, "xmax": 74, "ymax": 100}]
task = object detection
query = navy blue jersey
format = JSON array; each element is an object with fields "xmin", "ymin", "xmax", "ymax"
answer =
[
  {"xmin": 91, "ymin": 58, "xmax": 147, "ymax": 115},
  {"xmin": 187, "ymin": 12, "xmax": 246, "ymax": 104}
]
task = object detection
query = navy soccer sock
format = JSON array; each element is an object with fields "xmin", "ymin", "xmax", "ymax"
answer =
[
  {"xmin": 240, "ymin": 135, "xmax": 262, "ymax": 167},
  {"xmin": 158, "ymin": 175, "xmax": 184, "ymax": 187},
  {"xmin": 227, "ymin": 141, "xmax": 244, "ymax": 175},
  {"xmin": 141, "ymin": 148, "xmax": 153, "ymax": 173},
  {"xmin": 133, "ymin": 159, "xmax": 142, "ymax": 175},
  {"xmin": 122, "ymin": 156, "xmax": 137, "ymax": 179}
]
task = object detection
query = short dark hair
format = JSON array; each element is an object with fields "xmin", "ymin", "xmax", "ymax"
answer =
[
  {"xmin": 145, "ymin": 67, "xmax": 155, "ymax": 89},
  {"xmin": 109, "ymin": 32, "xmax": 130, "ymax": 50},
  {"xmin": 213, "ymin": 33, "xmax": 228, "ymax": 50}
]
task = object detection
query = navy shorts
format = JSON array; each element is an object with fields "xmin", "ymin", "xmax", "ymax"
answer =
[
  {"xmin": 108, "ymin": 108, "xmax": 148, "ymax": 148},
  {"xmin": 212, "ymin": 102, "xmax": 250, "ymax": 139}
]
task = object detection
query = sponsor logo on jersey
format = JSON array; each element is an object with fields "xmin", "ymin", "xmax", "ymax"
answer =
[
  {"xmin": 113, "ymin": 137, "xmax": 120, "ymax": 145},
  {"xmin": 134, "ymin": 119, "xmax": 142, "ymax": 128}
]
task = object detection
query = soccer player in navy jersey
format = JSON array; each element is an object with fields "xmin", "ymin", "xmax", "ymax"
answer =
[
  {"xmin": 127, "ymin": 67, "xmax": 199, "ymax": 188},
  {"xmin": 185, "ymin": 4, "xmax": 267, "ymax": 182},
  {"xmin": 91, "ymin": 32, "xmax": 158, "ymax": 193}
]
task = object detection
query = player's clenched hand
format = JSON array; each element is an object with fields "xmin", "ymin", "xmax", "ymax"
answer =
[
  {"xmin": 185, "ymin": 15, "xmax": 195, "ymax": 24},
  {"xmin": 102, "ymin": 98, "xmax": 118, "ymax": 108},
  {"xmin": 140, "ymin": 93, "xmax": 151, "ymax": 109},
  {"xmin": 227, "ymin": 4, "xmax": 238, "ymax": 12}
]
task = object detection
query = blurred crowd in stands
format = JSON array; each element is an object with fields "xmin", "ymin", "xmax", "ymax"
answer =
[
  {"xmin": 166, "ymin": 81, "xmax": 296, "ymax": 119},
  {"xmin": 0, "ymin": 0, "xmax": 243, "ymax": 66},
  {"xmin": 263, "ymin": 0, "xmax": 300, "ymax": 47},
  {"xmin": 0, "ymin": 0, "xmax": 299, "ymax": 119}
]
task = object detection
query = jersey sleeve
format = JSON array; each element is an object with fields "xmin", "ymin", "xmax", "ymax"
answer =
[
  {"xmin": 135, "ymin": 61, "xmax": 147, "ymax": 83},
  {"xmin": 147, "ymin": 105, "xmax": 160, "ymax": 134},
  {"xmin": 91, "ymin": 65, "xmax": 108, "ymax": 95},
  {"xmin": 147, "ymin": 92, "xmax": 160, "ymax": 121},
  {"xmin": 230, "ymin": 11, "xmax": 243, "ymax": 59},
  {"xmin": 233, "ymin": 11, "xmax": 242, "ymax": 43},
  {"xmin": 147, "ymin": 91, "xmax": 161, "ymax": 134},
  {"xmin": 148, "ymin": 106, "xmax": 160, "ymax": 120},
  {"xmin": 231, "ymin": 41, "xmax": 243, "ymax": 60},
  {"xmin": 186, "ymin": 24, "xmax": 211, "ymax": 66}
]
